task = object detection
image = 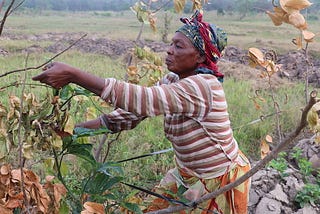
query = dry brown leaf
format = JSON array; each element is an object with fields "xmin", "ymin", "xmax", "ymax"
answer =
[
  {"xmin": 192, "ymin": 0, "xmax": 202, "ymax": 11},
  {"xmin": 127, "ymin": 66, "xmax": 138, "ymax": 76},
  {"xmin": 285, "ymin": 0, "xmax": 312, "ymax": 10},
  {"xmin": 173, "ymin": 0, "xmax": 186, "ymax": 13},
  {"xmin": 25, "ymin": 169, "xmax": 40, "ymax": 183},
  {"xmin": 288, "ymin": 12, "xmax": 307, "ymax": 30},
  {"xmin": 148, "ymin": 14, "xmax": 157, "ymax": 32},
  {"xmin": 8, "ymin": 96, "xmax": 20, "ymax": 109},
  {"xmin": 83, "ymin": 201, "xmax": 105, "ymax": 214},
  {"xmin": 0, "ymin": 205, "xmax": 12, "ymax": 214},
  {"xmin": 7, "ymin": 191, "xmax": 23, "ymax": 200},
  {"xmin": 266, "ymin": 11, "xmax": 283, "ymax": 26},
  {"xmin": 265, "ymin": 135, "xmax": 273, "ymax": 143},
  {"xmin": 63, "ymin": 115, "xmax": 74, "ymax": 135},
  {"xmin": 10, "ymin": 169, "xmax": 22, "ymax": 182},
  {"xmin": 260, "ymin": 139, "xmax": 270, "ymax": 159},
  {"xmin": 46, "ymin": 175, "xmax": 55, "ymax": 183},
  {"xmin": 5, "ymin": 199, "xmax": 21, "ymax": 209},
  {"xmin": 248, "ymin": 47, "xmax": 265, "ymax": 65},
  {"xmin": 302, "ymin": 30, "xmax": 316, "ymax": 42},
  {"xmin": 0, "ymin": 174, "xmax": 10, "ymax": 186},
  {"xmin": 273, "ymin": 6, "xmax": 290, "ymax": 23},
  {"xmin": 53, "ymin": 183, "xmax": 67, "ymax": 206},
  {"xmin": 253, "ymin": 100, "xmax": 261, "ymax": 110},
  {"xmin": 0, "ymin": 165, "xmax": 10, "ymax": 175},
  {"xmin": 248, "ymin": 48, "xmax": 264, "ymax": 62},
  {"xmin": 0, "ymin": 104, "xmax": 7, "ymax": 118},
  {"xmin": 280, "ymin": 0, "xmax": 299, "ymax": 14}
]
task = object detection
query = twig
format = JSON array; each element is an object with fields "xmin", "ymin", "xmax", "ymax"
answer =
[
  {"xmin": 102, "ymin": 132, "xmax": 121, "ymax": 163},
  {"xmin": 304, "ymin": 43, "xmax": 310, "ymax": 104},
  {"xmin": 0, "ymin": 0, "xmax": 25, "ymax": 24},
  {"xmin": 95, "ymin": 133, "xmax": 108, "ymax": 161},
  {"xmin": 146, "ymin": 91, "xmax": 317, "ymax": 214},
  {"xmin": 0, "ymin": 34, "xmax": 87, "ymax": 78},
  {"xmin": 0, "ymin": 81, "xmax": 51, "ymax": 91},
  {"xmin": 17, "ymin": 53, "xmax": 31, "ymax": 213},
  {"xmin": 0, "ymin": 0, "xmax": 15, "ymax": 36}
]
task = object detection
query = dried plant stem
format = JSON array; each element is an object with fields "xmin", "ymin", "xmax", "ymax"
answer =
[
  {"xmin": 102, "ymin": 132, "xmax": 121, "ymax": 163},
  {"xmin": 17, "ymin": 53, "xmax": 31, "ymax": 213},
  {"xmin": 0, "ymin": 34, "xmax": 87, "ymax": 78},
  {"xmin": 0, "ymin": 0, "xmax": 15, "ymax": 36},
  {"xmin": 0, "ymin": 0, "xmax": 25, "ymax": 36}
]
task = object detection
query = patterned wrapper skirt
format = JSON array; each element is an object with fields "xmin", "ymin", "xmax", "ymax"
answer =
[{"xmin": 143, "ymin": 151, "xmax": 251, "ymax": 214}]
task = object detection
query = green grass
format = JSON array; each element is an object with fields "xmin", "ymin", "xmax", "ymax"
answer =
[{"xmin": 224, "ymin": 77, "xmax": 307, "ymax": 159}]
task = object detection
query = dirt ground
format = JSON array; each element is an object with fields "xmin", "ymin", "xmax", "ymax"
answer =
[{"xmin": 1, "ymin": 32, "xmax": 320, "ymax": 213}]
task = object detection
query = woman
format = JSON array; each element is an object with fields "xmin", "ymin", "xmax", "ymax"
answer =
[{"xmin": 33, "ymin": 10, "xmax": 250, "ymax": 214}]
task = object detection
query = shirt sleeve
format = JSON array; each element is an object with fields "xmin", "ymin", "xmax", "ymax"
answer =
[
  {"xmin": 98, "ymin": 72, "xmax": 179, "ymax": 132},
  {"xmin": 100, "ymin": 75, "xmax": 213, "ymax": 119},
  {"xmin": 99, "ymin": 108, "xmax": 146, "ymax": 133}
]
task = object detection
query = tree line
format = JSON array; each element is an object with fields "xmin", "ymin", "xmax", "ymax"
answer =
[{"xmin": 14, "ymin": 0, "xmax": 320, "ymax": 14}]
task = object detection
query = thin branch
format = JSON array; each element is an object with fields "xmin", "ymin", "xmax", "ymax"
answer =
[
  {"xmin": 0, "ymin": 0, "xmax": 25, "ymax": 23},
  {"xmin": 0, "ymin": 81, "xmax": 51, "ymax": 91},
  {"xmin": 17, "ymin": 53, "xmax": 31, "ymax": 213},
  {"xmin": 0, "ymin": 0, "xmax": 15, "ymax": 36},
  {"xmin": 102, "ymin": 132, "xmax": 121, "ymax": 163},
  {"xmin": 304, "ymin": 43, "xmax": 310, "ymax": 104},
  {"xmin": 0, "ymin": 34, "xmax": 87, "ymax": 78},
  {"xmin": 146, "ymin": 91, "xmax": 317, "ymax": 214},
  {"xmin": 95, "ymin": 133, "xmax": 108, "ymax": 162}
]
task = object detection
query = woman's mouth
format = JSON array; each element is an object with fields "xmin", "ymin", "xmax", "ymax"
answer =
[{"xmin": 165, "ymin": 58, "xmax": 172, "ymax": 65}]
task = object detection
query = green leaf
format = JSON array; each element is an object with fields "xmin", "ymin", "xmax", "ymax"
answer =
[
  {"xmin": 60, "ymin": 160, "xmax": 69, "ymax": 176},
  {"xmin": 98, "ymin": 162, "xmax": 124, "ymax": 176},
  {"xmin": 73, "ymin": 127, "xmax": 111, "ymax": 139},
  {"xmin": 84, "ymin": 173, "xmax": 123, "ymax": 194},
  {"xmin": 0, "ymin": 133, "xmax": 9, "ymax": 159},
  {"xmin": 130, "ymin": 1, "xmax": 149, "ymax": 23},
  {"xmin": 59, "ymin": 85, "xmax": 74, "ymax": 100},
  {"xmin": 120, "ymin": 202, "xmax": 143, "ymax": 214},
  {"xmin": 59, "ymin": 200, "xmax": 70, "ymax": 214},
  {"xmin": 73, "ymin": 87, "xmax": 94, "ymax": 97},
  {"xmin": 66, "ymin": 143, "xmax": 96, "ymax": 166}
]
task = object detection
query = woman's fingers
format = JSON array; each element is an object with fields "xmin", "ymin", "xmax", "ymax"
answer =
[{"xmin": 43, "ymin": 62, "xmax": 55, "ymax": 70}]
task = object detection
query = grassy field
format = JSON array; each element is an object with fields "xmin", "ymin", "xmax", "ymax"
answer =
[
  {"xmin": 4, "ymin": 9, "xmax": 320, "ymax": 52},
  {"xmin": 0, "ymin": 9, "xmax": 318, "ymax": 211}
]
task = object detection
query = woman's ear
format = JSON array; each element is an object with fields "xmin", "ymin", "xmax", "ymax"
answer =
[{"xmin": 197, "ymin": 54, "xmax": 206, "ymax": 64}]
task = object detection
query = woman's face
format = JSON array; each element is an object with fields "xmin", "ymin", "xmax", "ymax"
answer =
[{"xmin": 165, "ymin": 32, "xmax": 203, "ymax": 78}]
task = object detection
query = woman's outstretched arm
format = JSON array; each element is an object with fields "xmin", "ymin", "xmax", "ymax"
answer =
[{"xmin": 32, "ymin": 62, "xmax": 105, "ymax": 96}]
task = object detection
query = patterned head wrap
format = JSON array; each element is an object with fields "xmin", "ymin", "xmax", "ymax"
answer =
[{"xmin": 176, "ymin": 10, "xmax": 227, "ymax": 82}]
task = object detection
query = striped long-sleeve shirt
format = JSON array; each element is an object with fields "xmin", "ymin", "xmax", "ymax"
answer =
[{"xmin": 100, "ymin": 72, "xmax": 240, "ymax": 179}]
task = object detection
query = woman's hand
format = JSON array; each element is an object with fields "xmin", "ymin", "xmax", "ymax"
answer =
[
  {"xmin": 32, "ymin": 62, "xmax": 78, "ymax": 89},
  {"xmin": 32, "ymin": 61, "xmax": 106, "ymax": 96}
]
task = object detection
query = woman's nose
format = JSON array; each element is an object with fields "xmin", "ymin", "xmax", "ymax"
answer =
[{"xmin": 167, "ymin": 45, "xmax": 173, "ymax": 55}]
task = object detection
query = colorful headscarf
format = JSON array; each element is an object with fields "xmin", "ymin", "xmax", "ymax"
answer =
[{"xmin": 176, "ymin": 10, "xmax": 227, "ymax": 82}]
